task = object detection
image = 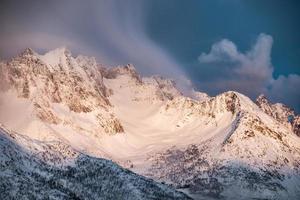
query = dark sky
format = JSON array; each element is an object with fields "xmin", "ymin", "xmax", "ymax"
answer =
[{"xmin": 0, "ymin": 0, "xmax": 299, "ymax": 111}]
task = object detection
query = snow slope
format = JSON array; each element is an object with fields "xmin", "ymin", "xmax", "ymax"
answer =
[
  {"xmin": 0, "ymin": 48, "xmax": 300, "ymax": 199},
  {"xmin": 0, "ymin": 123, "xmax": 190, "ymax": 200}
]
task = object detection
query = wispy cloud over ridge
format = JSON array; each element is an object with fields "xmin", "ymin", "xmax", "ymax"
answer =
[
  {"xmin": 0, "ymin": 0, "xmax": 191, "ymax": 93},
  {"xmin": 0, "ymin": 1, "xmax": 299, "ymax": 110}
]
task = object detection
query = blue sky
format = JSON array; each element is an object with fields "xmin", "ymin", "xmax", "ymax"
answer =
[{"xmin": 0, "ymin": 0, "xmax": 299, "ymax": 111}]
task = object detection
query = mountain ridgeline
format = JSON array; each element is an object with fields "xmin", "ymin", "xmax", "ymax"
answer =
[{"xmin": 0, "ymin": 48, "xmax": 299, "ymax": 199}]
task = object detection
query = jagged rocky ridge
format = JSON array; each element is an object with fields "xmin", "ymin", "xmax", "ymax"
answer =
[
  {"xmin": 0, "ymin": 48, "xmax": 300, "ymax": 199},
  {"xmin": 0, "ymin": 48, "xmax": 123, "ymax": 134},
  {"xmin": 146, "ymin": 92, "xmax": 300, "ymax": 199},
  {"xmin": 256, "ymin": 94, "xmax": 300, "ymax": 136}
]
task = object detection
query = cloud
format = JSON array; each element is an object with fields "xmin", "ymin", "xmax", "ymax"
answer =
[
  {"xmin": 0, "ymin": 0, "xmax": 191, "ymax": 93},
  {"xmin": 268, "ymin": 74, "xmax": 300, "ymax": 111},
  {"xmin": 198, "ymin": 33, "xmax": 300, "ymax": 111},
  {"xmin": 199, "ymin": 39, "xmax": 241, "ymax": 63},
  {"xmin": 1, "ymin": 2, "xmax": 298, "ymax": 110}
]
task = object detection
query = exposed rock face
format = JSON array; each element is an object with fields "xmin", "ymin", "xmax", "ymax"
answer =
[
  {"xmin": 163, "ymin": 91, "xmax": 241, "ymax": 120},
  {"xmin": 34, "ymin": 101, "xmax": 62, "ymax": 124},
  {"xmin": 224, "ymin": 92, "xmax": 241, "ymax": 113},
  {"xmin": 146, "ymin": 75, "xmax": 182, "ymax": 100},
  {"xmin": 0, "ymin": 47, "xmax": 123, "ymax": 135},
  {"xmin": 256, "ymin": 94, "xmax": 293, "ymax": 123},
  {"xmin": 293, "ymin": 116, "xmax": 300, "ymax": 136},
  {"xmin": 256, "ymin": 94, "xmax": 300, "ymax": 136},
  {"xmin": 103, "ymin": 63, "xmax": 142, "ymax": 84},
  {"xmin": 96, "ymin": 113, "xmax": 124, "ymax": 134},
  {"xmin": 149, "ymin": 78, "xmax": 181, "ymax": 101}
]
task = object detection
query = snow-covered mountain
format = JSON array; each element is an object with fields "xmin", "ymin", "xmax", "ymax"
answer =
[
  {"xmin": 256, "ymin": 94, "xmax": 300, "ymax": 136},
  {"xmin": 0, "ymin": 124, "xmax": 190, "ymax": 200},
  {"xmin": 0, "ymin": 48, "xmax": 299, "ymax": 199}
]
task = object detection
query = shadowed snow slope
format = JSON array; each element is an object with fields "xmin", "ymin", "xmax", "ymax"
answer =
[
  {"xmin": 0, "ymin": 48, "xmax": 300, "ymax": 199},
  {"xmin": 0, "ymin": 124, "xmax": 190, "ymax": 200}
]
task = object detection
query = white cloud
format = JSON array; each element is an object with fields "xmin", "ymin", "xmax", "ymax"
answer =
[
  {"xmin": 199, "ymin": 33, "xmax": 273, "ymax": 81},
  {"xmin": 198, "ymin": 33, "xmax": 300, "ymax": 110},
  {"xmin": 268, "ymin": 74, "xmax": 300, "ymax": 110},
  {"xmin": 199, "ymin": 39, "xmax": 241, "ymax": 63}
]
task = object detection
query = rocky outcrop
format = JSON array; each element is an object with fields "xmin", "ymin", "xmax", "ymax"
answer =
[
  {"xmin": 0, "ymin": 47, "xmax": 123, "ymax": 135},
  {"xmin": 143, "ymin": 75, "xmax": 182, "ymax": 100},
  {"xmin": 103, "ymin": 63, "xmax": 142, "ymax": 84},
  {"xmin": 256, "ymin": 94, "xmax": 300, "ymax": 136},
  {"xmin": 163, "ymin": 91, "xmax": 241, "ymax": 119},
  {"xmin": 292, "ymin": 116, "xmax": 300, "ymax": 136}
]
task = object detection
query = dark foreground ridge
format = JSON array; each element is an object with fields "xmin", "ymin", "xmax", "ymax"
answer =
[{"xmin": 0, "ymin": 126, "xmax": 191, "ymax": 200}]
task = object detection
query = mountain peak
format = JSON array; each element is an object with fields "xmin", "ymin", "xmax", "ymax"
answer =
[
  {"xmin": 256, "ymin": 93, "xmax": 269, "ymax": 104},
  {"xmin": 142, "ymin": 75, "xmax": 181, "ymax": 100},
  {"xmin": 256, "ymin": 93, "xmax": 300, "ymax": 136},
  {"xmin": 38, "ymin": 47, "xmax": 71, "ymax": 67},
  {"xmin": 103, "ymin": 63, "xmax": 142, "ymax": 83},
  {"xmin": 48, "ymin": 46, "xmax": 70, "ymax": 54},
  {"xmin": 0, "ymin": 47, "xmax": 125, "ymax": 135},
  {"xmin": 20, "ymin": 48, "xmax": 36, "ymax": 57},
  {"xmin": 191, "ymin": 89, "xmax": 210, "ymax": 102}
]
